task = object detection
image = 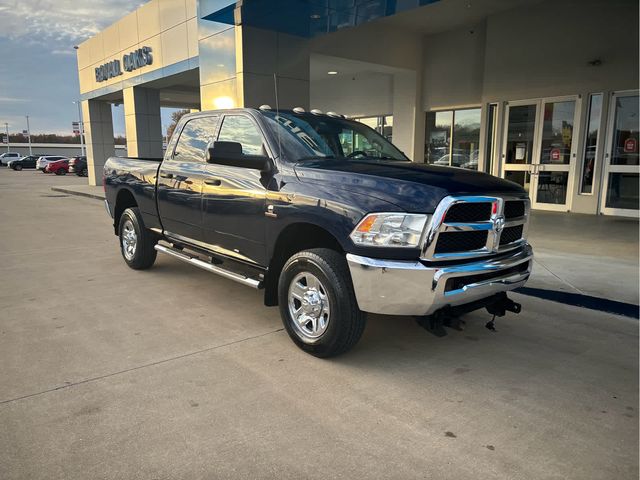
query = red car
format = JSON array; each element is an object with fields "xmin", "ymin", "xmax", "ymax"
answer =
[{"xmin": 45, "ymin": 158, "xmax": 69, "ymax": 175}]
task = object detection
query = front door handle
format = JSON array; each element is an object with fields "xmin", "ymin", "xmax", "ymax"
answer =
[
  {"xmin": 205, "ymin": 178, "xmax": 222, "ymax": 186},
  {"xmin": 160, "ymin": 172, "xmax": 174, "ymax": 179}
]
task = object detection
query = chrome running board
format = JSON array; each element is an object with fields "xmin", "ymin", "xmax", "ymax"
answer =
[{"xmin": 154, "ymin": 244, "xmax": 262, "ymax": 289}]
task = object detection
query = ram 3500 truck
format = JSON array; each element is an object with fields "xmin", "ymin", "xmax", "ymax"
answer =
[{"xmin": 103, "ymin": 108, "xmax": 532, "ymax": 357}]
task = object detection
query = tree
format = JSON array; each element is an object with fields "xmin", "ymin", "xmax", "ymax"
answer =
[{"xmin": 166, "ymin": 109, "xmax": 190, "ymax": 139}]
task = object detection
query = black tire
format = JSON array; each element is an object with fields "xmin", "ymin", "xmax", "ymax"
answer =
[
  {"xmin": 278, "ymin": 248, "xmax": 366, "ymax": 358},
  {"xmin": 14, "ymin": 164, "xmax": 22, "ymax": 171},
  {"xmin": 80, "ymin": 168, "xmax": 88, "ymax": 177},
  {"xmin": 55, "ymin": 168, "xmax": 66, "ymax": 175},
  {"xmin": 118, "ymin": 207, "xmax": 157, "ymax": 270}
]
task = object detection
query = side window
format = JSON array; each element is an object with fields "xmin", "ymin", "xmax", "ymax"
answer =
[
  {"xmin": 217, "ymin": 115, "xmax": 265, "ymax": 156},
  {"xmin": 173, "ymin": 116, "xmax": 219, "ymax": 162}
]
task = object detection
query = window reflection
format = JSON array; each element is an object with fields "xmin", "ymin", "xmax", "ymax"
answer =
[
  {"xmin": 425, "ymin": 108, "xmax": 480, "ymax": 169},
  {"xmin": 218, "ymin": 116, "xmax": 265, "ymax": 156},
  {"xmin": 174, "ymin": 116, "xmax": 220, "ymax": 162},
  {"xmin": 580, "ymin": 94, "xmax": 602, "ymax": 194},
  {"xmin": 505, "ymin": 105, "xmax": 536, "ymax": 164},
  {"xmin": 606, "ymin": 173, "xmax": 639, "ymax": 209},
  {"xmin": 539, "ymin": 101, "xmax": 575, "ymax": 165},
  {"xmin": 610, "ymin": 96, "xmax": 639, "ymax": 166},
  {"xmin": 425, "ymin": 111, "xmax": 452, "ymax": 165}
]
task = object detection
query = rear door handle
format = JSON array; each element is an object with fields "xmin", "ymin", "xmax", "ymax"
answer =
[
  {"xmin": 205, "ymin": 178, "xmax": 222, "ymax": 186},
  {"xmin": 160, "ymin": 173, "xmax": 174, "ymax": 179}
]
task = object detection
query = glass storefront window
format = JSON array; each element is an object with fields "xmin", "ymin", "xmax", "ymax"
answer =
[
  {"xmin": 580, "ymin": 94, "xmax": 602, "ymax": 194},
  {"xmin": 451, "ymin": 109, "xmax": 481, "ymax": 169},
  {"xmin": 610, "ymin": 96, "xmax": 639, "ymax": 166},
  {"xmin": 485, "ymin": 104, "xmax": 497, "ymax": 174},
  {"xmin": 425, "ymin": 108, "xmax": 480, "ymax": 169},
  {"xmin": 539, "ymin": 100, "xmax": 575, "ymax": 165},
  {"xmin": 425, "ymin": 111, "xmax": 452, "ymax": 165},
  {"xmin": 606, "ymin": 173, "xmax": 639, "ymax": 209},
  {"xmin": 505, "ymin": 104, "xmax": 536, "ymax": 164}
]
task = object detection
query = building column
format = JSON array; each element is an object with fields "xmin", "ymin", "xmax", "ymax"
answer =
[
  {"xmin": 82, "ymin": 99, "xmax": 115, "ymax": 186},
  {"xmin": 237, "ymin": 26, "xmax": 310, "ymax": 109},
  {"xmin": 123, "ymin": 86, "xmax": 163, "ymax": 158},
  {"xmin": 392, "ymin": 71, "xmax": 425, "ymax": 162}
]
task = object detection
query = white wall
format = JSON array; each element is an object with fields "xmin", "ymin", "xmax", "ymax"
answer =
[
  {"xmin": 311, "ymin": 73, "xmax": 393, "ymax": 117},
  {"xmin": 422, "ymin": 21, "xmax": 486, "ymax": 110},
  {"xmin": 482, "ymin": 0, "xmax": 639, "ymax": 102}
]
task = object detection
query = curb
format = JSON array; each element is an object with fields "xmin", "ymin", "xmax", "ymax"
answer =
[{"xmin": 51, "ymin": 187, "xmax": 105, "ymax": 201}]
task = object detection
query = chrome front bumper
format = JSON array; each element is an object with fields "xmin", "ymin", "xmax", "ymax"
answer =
[{"xmin": 346, "ymin": 245, "xmax": 533, "ymax": 316}]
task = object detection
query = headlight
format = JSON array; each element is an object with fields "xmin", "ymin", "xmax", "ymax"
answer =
[{"xmin": 350, "ymin": 213, "xmax": 428, "ymax": 248}]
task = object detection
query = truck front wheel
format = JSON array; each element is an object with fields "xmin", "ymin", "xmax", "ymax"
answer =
[
  {"xmin": 278, "ymin": 248, "xmax": 366, "ymax": 357},
  {"xmin": 118, "ymin": 207, "xmax": 157, "ymax": 270}
]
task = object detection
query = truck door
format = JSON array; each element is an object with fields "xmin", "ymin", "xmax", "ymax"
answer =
[
  {"xmin": 157, "ymin": 115, "xmax": 219, "ymax": 242},
  {"xmin": 201, "ymin": 114, "xmax": 268, "ymax": 266}
]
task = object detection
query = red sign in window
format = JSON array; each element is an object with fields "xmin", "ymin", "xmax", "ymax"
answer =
[
  {"xmin": 624, "ymin": 137, "xmax": 637, "ymax": 153},
  {"xmin": 551, "ymin": 148, "xmax": 561, "ymax": 161}
]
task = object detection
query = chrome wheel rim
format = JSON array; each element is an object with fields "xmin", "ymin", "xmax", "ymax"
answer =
[
  {"xmin": 121, "ymin": 219, "xmax": 137, "ymax": 261},
  {"xmin": 288, "ymin": 271, "xmax": 331, "ymax": 340}
]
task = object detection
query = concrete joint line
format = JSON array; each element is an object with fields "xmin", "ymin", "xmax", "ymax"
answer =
[{"xmin": 0, "ymin": 328, "xmax": 284, "ymax": 406}]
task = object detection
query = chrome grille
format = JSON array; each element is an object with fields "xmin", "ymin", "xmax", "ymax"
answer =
[{"xmin": 421, "ymin": 196, "xmax": 530, "ymax": 261}]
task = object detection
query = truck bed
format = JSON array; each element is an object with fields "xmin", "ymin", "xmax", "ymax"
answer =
[{"xmin": 103, "ymin": 156, "xmax": 164, "ymax": 233}]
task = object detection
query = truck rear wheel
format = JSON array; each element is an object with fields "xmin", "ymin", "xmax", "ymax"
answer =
[
  {"xmin": 118, "ymin": 207, "xmax": 157, "ymax": 270},
  {"xmin": 278, "ymin": 248, "xmax": 366, "ymax": 357}
]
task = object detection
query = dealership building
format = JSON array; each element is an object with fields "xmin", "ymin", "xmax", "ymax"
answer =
[{"xmin": 76, "ymin": 0, "xmax": 639, "ymax": 217}]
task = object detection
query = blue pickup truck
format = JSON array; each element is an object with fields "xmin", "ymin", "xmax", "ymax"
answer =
[{"xmin": 103, "ymin": 107, "xmax": 532, "ymax": 357}]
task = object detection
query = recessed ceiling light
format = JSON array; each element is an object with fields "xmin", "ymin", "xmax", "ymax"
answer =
[
  {"xmin": 327, "ymin": 71, "xmax": 338, "ymax": 75},
  {"xmin": 310, "ymin": 14, "xmax": 321, "ymax": 19}
]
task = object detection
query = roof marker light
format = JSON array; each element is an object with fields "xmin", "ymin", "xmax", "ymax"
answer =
[
  {"xmin": 259, "ymin": 104, "xmax": 272, "ymax": 111},
  {"xmin": 293, "ymin": 107, "xmax": 305, "ymax": 114},
  {"xmin": 310, "ymin": 109, "xmax": 324, "ymax": 115}
]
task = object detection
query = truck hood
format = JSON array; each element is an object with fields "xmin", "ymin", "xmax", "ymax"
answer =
[{"xmin": 293, "ymin": 159, "xmax": 526, "ymax": 212}]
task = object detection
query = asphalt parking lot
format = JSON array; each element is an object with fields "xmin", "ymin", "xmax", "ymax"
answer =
[{"xmin": 1, "ymin": 168, "xmax": 638, "ymax": 479}]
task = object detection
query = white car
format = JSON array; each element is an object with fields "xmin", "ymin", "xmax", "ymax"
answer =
[
  {"xmin": 36, "ymin": 155, "xmax": 68, "ymax": 172},
  {"xmin": 0, "ymin": 152, "xmax": 21, "ymax": 166}
]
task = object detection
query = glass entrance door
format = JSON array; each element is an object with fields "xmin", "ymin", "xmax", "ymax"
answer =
[
  {"xmin": 600, "ymin": 91, "xmax": 639, "ymax": 217},
  {"xmin": 501, "ymin": 96, "xmax": 580, "ymax": 211}
]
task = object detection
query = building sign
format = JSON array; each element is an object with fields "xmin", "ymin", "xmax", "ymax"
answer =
[
  {"xmin": 95, "ymin": 47, "xmax": 153, "ymax": 82},
  {"xmin": 624, "ymin": 137, "xmax": 637, "ymax": 153}
]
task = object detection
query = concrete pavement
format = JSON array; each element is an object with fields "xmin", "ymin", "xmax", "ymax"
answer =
[{"xmin": 1, "ymin": 168, "xmax": 638, "ymax": 479}]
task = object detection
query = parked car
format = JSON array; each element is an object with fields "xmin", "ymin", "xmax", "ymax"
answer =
[
  {"xmin": 104, "ymin": 108, "xmax": 532, "ymax": 357},
  {"xmin": 36, "ymin": 156, "xmax": 68, "ymax": 172},
  {"xmin": 0, "ymin": 152, "xmax": 21, "ymax": 166},
  {"xmin": 9, "ymin": 155, "xmax": 40, "ymax": 170},
  {"xmin": 44, "ymin": 158, "xmax": 69, "ymax": 175},
  {"xmin": 69, "ymin": 156, "xmax": 87, "ymax": 176}
]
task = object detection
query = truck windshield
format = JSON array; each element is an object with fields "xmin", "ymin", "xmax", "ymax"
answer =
[{"xmin": 261, "ymin": 111, "xmax": 408, "ymax": 162}]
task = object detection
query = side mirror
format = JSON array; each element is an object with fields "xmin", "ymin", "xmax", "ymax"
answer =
[{"xmin": 206, "ymin": 141, "xmax": 271, "ymax": 172}]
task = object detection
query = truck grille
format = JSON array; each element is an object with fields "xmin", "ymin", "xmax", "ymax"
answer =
[
  {"xmin": 444, "ymin": 203, "xmax": 492, "ymax": 223},
  {"xmin": 504, "ymin": 201, "xmax": 525, "ymax": 219},
  {"xmin": 422, "ymin": 196, "xmax": 529, "ymax": 260},
  {"xmin": 500, "ymin": 225, "xmax": 524, "ymax": 245},
  {"xmin": 434, "ymin": 231, "xmax": 488, "ymax": 253}
]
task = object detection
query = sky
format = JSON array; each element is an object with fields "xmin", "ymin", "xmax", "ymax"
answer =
[{"xmin": 0, "ymin": 0, "xmax": 177, "ymax": 137}]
